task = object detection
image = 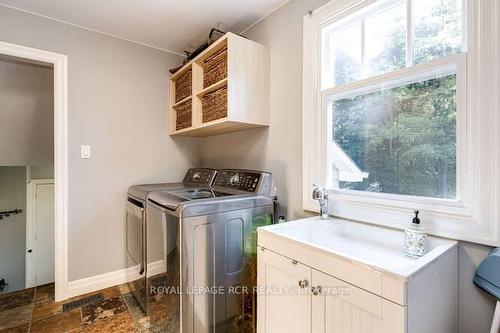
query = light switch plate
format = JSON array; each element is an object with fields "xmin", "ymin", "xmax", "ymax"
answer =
[{"xmin": 81, "ymin": 145, "xmax": 91, "ymax": 159}]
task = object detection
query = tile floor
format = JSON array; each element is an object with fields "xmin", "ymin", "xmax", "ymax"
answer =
[{"xmin": 0, "ymin": 283, "xmax": 165, "ymax": 332}]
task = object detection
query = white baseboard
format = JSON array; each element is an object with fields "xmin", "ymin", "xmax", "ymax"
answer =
[
  {"xmin": 67, "ymin": 260, "xmax": 165, "ymax": 299},
  {"xmin": 68, "ymin": 267, "xmax": 130, "ymax": 298}
]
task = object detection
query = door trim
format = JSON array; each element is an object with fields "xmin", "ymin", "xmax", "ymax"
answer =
[
  {"xmin": 0, "ymin": 41, "xmax": 69, "ymax": 301},
  {"xmin": 26, "ymin": 179, "xmax": 54, "ymax": 289}
]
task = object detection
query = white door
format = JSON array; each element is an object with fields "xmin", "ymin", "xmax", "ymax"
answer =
[
  {"xmin": 257, "ymin": 247, "xmax": 311, "ymax": 333},
  {"xmin": 26, "ymin": 181, "xmax": 55, "ymax": 287},
  {"xmin": 311, "ymin": 269, "xmax": 405, "ymax": 333}
]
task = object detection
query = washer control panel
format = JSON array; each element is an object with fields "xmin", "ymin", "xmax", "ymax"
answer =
[
  {"xmin": 183, "ymin": 168, "xmax": 217, "ymax": 185},
  {"xmin": 214, "ymin": 170, "xmax": 261, "ymax": 192}
]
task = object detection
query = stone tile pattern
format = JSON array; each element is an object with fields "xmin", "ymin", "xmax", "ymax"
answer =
[{"xmin": 0, "ymin": 283, "xmax": 169, "ymax": 332}]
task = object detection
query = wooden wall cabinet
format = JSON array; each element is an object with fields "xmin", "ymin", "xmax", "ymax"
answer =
[{"xmin": 169, "ymin": 32, "xmax": 269, "ymax": 136}]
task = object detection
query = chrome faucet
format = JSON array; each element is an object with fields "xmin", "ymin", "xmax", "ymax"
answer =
[{"xmin": 312, "ymin": 184, "xmax": 329, "ymax": 219}]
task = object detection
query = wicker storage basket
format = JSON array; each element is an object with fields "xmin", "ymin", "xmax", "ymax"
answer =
[
  {"xmin": 175, "ymin": 69, "xmax": 192, "ymax": 102},
  {"xmin": 175, "ymin": 99, "xmax": 192, "ymax": 130},
  {"xmin": 202, "ymin": 85, "xmax": 227, "ymax": 123},
  {"xmin": 203, "ymin": 47, "xmax": 227, "ymax": 88}
]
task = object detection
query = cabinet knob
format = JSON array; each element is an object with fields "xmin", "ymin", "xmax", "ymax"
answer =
[
  {"xmin": 298, "ymin": 279, "xmax": 309, "ymax": 288},
  {"xmin": 312, "ymin": 286, "xmax": 322, "ymax": 295}
]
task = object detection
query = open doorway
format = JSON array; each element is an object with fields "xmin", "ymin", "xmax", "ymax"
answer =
[
  {"xmin": 0, "ymin": 41, "xmax": 68, "ymax": 301},
  {"xmin": 0, "ymin": 55, "xmax": 54, "ymax": 295}
]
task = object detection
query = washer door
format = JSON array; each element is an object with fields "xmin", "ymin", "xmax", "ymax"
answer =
[
  {"xmin": 145, "ymin": 204, "xmax": 181, "ymax": 331},
  {"xmin": 182, "ymin": 207, "xmax": 274, "ymax": 333}
]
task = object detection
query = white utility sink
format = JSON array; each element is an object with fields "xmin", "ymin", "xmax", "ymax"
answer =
[
  {"xmin": 258, "ymin": 216, "xmax": 457, "ymax": 279},
  {"xmin": 257, "ymin": 216, "xmax": 459, "ymax": 332}
]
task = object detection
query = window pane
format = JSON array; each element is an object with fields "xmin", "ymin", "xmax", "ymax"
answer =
[
  {"xmin": 413, "ymin": 0, "xmax": 463, "ymax": 64},
  {"xmin": 322, "ymin": 21, "xmax": 362, "ymax": 88},
  {"xmin": 330, "ymin": 74, "xmax": 457, "ymax": 199},
  {"xmin": 365, "ymin": 2, "xmax": 407, "ymax": 77}
]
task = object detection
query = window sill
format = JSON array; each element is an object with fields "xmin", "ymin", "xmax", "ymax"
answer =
[{"xmin": 330, "ymin": 189, "xmax": 471, "ymax": 215}]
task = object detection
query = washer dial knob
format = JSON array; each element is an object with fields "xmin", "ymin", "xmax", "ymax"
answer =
[{"xmin": 229, "ymin": 174, "xmax": 240, "ymax": 186}]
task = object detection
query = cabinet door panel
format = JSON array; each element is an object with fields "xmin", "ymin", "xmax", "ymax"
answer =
[
  {"xmin": 312, "ymin": 269, "xmax": 405, "ymax": 333},
  {"xmin": 257, "ymin": 248, "xmax": 311, "ymax": 333}
]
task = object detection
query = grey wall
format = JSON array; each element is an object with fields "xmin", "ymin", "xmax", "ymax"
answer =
[
  {"xmin": 0, "ymin": 60, "xmax": 53, "ymax": 167},
  {"xmin": 459, "ymin": 243, "xmax": 496, "ymax": 332},
  {"xmin": 0, "ymin": 167, "xmax": 27, "ymax": 293},
  {"xmin": 0, "ymin": 6, "xmax": 200, "ymax": 281},
  {"xmin": 200, "ymin": 0, "xmax": 496, "ymax": 332},
  {"xmin": 201, "ymin": 0, "xmax": 328, "ymax": 219},
  {"xmin": 29, "ymin": 166, "xmax": 54, "ymax": 180}
]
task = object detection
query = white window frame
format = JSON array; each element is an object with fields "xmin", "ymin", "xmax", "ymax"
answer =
[{"xmin": 303, "ymin": 0, "xmax": 500, "ymax": 246}]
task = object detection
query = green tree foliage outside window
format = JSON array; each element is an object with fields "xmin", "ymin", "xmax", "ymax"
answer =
[{"xmin": 332, "ymin": 75, "xmax": 457, "ymax": 198}]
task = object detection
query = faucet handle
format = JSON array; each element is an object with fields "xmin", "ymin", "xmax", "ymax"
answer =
[
  {"xmin": 312, "ymin": 184, "xmax": 330, "ymax": 219},
  {"xmin": 313, "ymin": 184, "xmax": 322, "ymax": 191},
  {"xmin": 312, "ymin": 184, "xmax": 326, "ymax": 200}
]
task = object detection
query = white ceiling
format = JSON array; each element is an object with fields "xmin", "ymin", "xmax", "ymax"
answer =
[{"xmin": 0, "ymin": 0, "xmax": 289, "ymax": 55}]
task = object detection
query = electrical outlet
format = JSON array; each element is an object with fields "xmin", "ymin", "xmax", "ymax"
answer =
[{"xmin": 81, "ymin": 145, "xmax": 91, "ymax": 159}]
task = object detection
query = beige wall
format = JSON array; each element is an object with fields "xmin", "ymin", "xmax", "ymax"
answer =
[
  {"xmin": 0, "ymin": 6, "xmax": 200, "ymax": 281},
  {"xmin": 0, "ymin": 167, "xmax": 27, "ymax": 292},
  {"xmin": 200, "ymin": 0, "xmax": 496, "ymax": 332},
  {"xmin": 0, "ymin": 60, "xmax": 53, "ymax": 167}
]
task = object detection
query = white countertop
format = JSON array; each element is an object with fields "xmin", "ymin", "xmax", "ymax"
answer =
[{"xmin": 258, "ymin": 216, "xmax": 458, "ymax": 279}]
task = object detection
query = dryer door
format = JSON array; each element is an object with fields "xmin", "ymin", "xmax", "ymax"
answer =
[{"xmin": 126, "ymin": 200, "xmax": 146, "ymax": 311}]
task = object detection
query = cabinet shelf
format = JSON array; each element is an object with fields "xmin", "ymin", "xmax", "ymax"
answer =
[
  {"xmin": 170, "ymin": 63, "xmax": 192, "ymax": 81},
  {"xmin": 171, "ymin": 119, "xmax": 266, "ymax": 137},
  {"xmin": 170, "ymin": 125, "xmax": 194, "ymax": 135},
  {"xmin": 196, "ymin": 78, "xmax": 228, "ymax": 98},
  {"xmin": 171, "ymin": 95, "xmax": 192, "ymax": 108},
  {"xmin": 168, "ymin": 32, "xmax": 269, "ymax": 137},
  {"xmin": 199, "ymin": 117, "xmax": 228, "ymax": 128}
]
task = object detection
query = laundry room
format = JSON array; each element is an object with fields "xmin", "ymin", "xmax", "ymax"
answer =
[{"xmin": 0, "ymin": 0, "xmax": 499, "ymax": 332}]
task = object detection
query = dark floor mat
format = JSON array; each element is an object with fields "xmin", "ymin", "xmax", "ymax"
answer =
[{"xmin": 62, "ymin": 293, "xmax": 104, "ymax": 312}]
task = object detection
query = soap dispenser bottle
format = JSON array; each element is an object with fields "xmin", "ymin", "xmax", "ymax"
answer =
[{"xmin": 403, "ymin": 210, "xmax": 427, "ymax": 257}]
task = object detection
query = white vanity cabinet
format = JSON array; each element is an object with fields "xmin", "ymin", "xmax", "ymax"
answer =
[
  {"xmin": 311, "ymin": 268, "xmax": 405, "ymax": 333},
  {"xmin": 258, "ymin": 249, "xmax": 404, "ymax": 333},
  {"xmin": 257, "ymin": 248, "xmax": 312, "ymax": 333},
  {"xmin": 256, "ymin": 217, "xmax": 459, "ymax": 333}
]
